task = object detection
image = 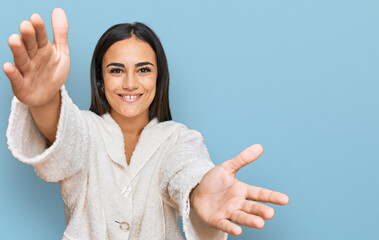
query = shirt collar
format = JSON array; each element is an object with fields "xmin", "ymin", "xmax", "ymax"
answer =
[{"xmin": 100, "ymin": 113, "xmax": 180, "ymax": 180}]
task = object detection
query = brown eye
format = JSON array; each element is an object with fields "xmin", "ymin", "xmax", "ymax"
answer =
[
  {"xmin": 138, "ymin": 67, "xmax": 151, "ymax": 74},
  {"xmin": 110, "ymin": 68, "xmax": 123, "ymax": 74}
]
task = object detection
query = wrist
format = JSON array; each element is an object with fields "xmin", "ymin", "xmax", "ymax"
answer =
[
  {"xmin": 29, "ymin": 90, "xmax": 61, "ymax": 143},
  {"xmin": 29, "ymin": 90, "xmax": 60, "ymax": 111}
]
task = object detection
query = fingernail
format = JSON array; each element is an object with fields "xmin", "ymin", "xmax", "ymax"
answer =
[{"xmin": 252, "ymin": 144, "xmax": 263, "ymax": 152}]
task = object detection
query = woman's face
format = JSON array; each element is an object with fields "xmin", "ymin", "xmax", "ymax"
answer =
[{"xmin": 102, "ymin": 36, "xmax": 157, "ymax": 121}]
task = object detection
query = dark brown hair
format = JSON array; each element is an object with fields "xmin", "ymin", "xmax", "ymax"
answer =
[{"xmin": 89, "ymin": 22, "xmax": 172, "ymax": 122}]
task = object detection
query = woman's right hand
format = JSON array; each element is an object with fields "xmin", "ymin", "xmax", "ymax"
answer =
[{"xmin": 3, "ymin": 8, "xmax": 70, "ymax": 108}]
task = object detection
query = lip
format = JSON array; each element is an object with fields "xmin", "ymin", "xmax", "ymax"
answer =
[{"xmin": 117, "ymin": 93, "xmax": 143, "ymax": 103}]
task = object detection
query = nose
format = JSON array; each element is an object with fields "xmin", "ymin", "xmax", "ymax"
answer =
[{"xmin": 122, "ymin": 72, "xmax": 139, "ymax": 90}]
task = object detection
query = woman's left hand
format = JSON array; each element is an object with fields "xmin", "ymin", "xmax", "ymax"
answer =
[{"xmin": 190, "ymin": 144, "xmax": 289, "ymax": 235}]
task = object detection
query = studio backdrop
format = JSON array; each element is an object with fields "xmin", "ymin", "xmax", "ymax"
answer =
[{"xmin": 0, "ymin": 0, "xmax": 378, "ymax": 239}]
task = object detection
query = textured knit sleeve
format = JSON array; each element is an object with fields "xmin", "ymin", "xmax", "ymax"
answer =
[
  {"xmin": 160, "ymin": 127, "xmax": 228, "ymax": 240},
  {"xmin": 6, "ymin": 86, "xmax": 90, "ymax": 182}
]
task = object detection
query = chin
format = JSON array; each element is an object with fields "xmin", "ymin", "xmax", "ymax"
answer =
[
  {"xmin": 120, "ymin": 112, "xmax": 141, "ymax": 119},
  {"xmin": 119, "ymin": 109, "xmax": 148, "ymax": 119},
  {"xmin": 110, "ymin": 103, "xmax": 150, "ymax": 120}
]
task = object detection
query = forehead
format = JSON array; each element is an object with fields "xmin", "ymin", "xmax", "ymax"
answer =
[{"xmin": 102, "ymin": 36, "xmax": 156, "ymax": 65}]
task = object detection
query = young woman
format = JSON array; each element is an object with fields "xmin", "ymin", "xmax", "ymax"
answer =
[{"xmin": 4, "ymin": 8, "xmax": 289, "ymax": 240}]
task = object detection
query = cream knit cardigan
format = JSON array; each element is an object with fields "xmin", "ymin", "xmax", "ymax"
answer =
[{"xmin": 7, "ymin": 86, "xmax": 228, "ymax": 240}]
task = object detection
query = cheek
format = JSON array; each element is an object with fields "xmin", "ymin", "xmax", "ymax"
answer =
[
  {"xmin": 140, "ymin": 74, "xmax": 157, "ymax": 97},
  {"xmin": 104, "ymin": 91, "xmax": 114, "ymax": 109},
  {"xmin": 147, "ymin": 79, "xmax": 157, "ymax": 101},
  {"xmin": 103, "ymin": 76, "xmax": 118, "ymax": 90},
  {"xmin": 103, "ymin": 78, "xmax": 119, "ymax": 105}
]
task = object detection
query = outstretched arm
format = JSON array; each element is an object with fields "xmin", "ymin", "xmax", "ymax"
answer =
[
  {"xmin": 3, "ymin": 8, "xmax": 70, "ymax": 144},
  {"xmin": 190, "ymin": 144, "xmax": 289, "ymax": 235}
]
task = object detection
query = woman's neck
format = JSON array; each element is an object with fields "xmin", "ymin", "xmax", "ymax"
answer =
[{"xmin": 110, "ymin": 109, "xmax": 150, "ymax": 137}]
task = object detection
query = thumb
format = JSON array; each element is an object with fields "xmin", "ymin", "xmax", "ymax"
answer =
[
  {"xmin": 51, "ymin": 8, "xmax": 68, "ymax": 47},
  {"xmin": 222, "ymin": 144, "xmax": 263, "ymax": 175}
]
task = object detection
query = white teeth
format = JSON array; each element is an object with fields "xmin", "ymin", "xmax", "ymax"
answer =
[{"xmin": 122, "ymin": 95, "xmax": 139, "ymax": 100}]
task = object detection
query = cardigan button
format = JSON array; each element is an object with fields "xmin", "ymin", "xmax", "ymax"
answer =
[
  {"xmin": 116, "ymin": 221, "xmax": 130, "ymax": 231},
  {"xmin": 122, "ymin": 185, "xmax": 132, "ymax": 198}
]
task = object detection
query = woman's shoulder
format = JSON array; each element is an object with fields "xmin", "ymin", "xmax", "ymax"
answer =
[
  {"xmin": 154, "ymin": 119, "xmax": 205, "ymax": 143},
  {"xmin": 80, "ymin": 111, "xmax": 115, "ymax": 127},
  {"xmin": 74, "ymin": 111, "xmax": 123, "ymax": 143},
  {"xmin": 154, "ymin": 119, "xmax": 193, "ymax": 133},
  {"xmin": 155, "ymin": 119, "xmax": 187, "ymax": 129}
]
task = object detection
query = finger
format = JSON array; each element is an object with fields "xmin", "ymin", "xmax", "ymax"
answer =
[
  {"xmin": 19, "ymin": 20, "xmax": 38, "ymax": 59},
  {"xmin": 215, "ymin": 219, "xmax": 242, "ymax": 236},
  {"xmin": 246, "ymin": 186, "xmax": 290, "ymax": 205},
  {"xmin": 51, "ymin": 8, "xmax": 68, "ymax": 47},
  {"xmin": 222, "ymin": 144, "xmax": 263, "ymax": 175},
  {"xmin": 3, "ymin": 62, "xmax": 24, "ymax": 94},
  {"xmin": 241, "ymin": 200, "xmax": 275, "ymax": 219},
  {"xmin": 230, "ymin": 210, "xmax": 265, "ymax": 229},
  {"xmin": 8, "ymin": 34, "xmax": 31, "ymax": 74},
  {"xmin": 30, "ymin": 12, "xmax": 49, "ymax": 48}
]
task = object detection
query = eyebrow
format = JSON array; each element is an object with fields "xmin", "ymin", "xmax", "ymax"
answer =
[
  {"xmin": 136, "ymin": 62, "xmax": 155, "ymax": 67},
  {"xmin": 106, "ymin": 62, "xmax": 155, "ymax": 68},
  {"xmin": 106, "ymin": 62, "xmax": 124, "ymax": 68}
]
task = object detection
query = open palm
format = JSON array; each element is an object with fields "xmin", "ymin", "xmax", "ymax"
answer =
[
  {"xmin": 3, "ymin": 8, "xmax": 69, "ymax": 107},
  {"xmin": 191, "ymin": 144, "xmax": 289, "ymax": 235}
]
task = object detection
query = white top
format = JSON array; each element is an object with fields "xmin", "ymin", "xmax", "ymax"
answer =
[{"xmin": 6, "ymin": 86, "xmax": 228, "ymax": 240}]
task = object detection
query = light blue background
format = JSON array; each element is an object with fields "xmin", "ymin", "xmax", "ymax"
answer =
[{"xmin": 1, "ymin": 0, "xmax": 378, "ymax": 239}]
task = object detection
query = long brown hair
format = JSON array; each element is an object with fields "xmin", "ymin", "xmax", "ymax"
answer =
[{"xmin": 89, "ymin": 22, "xmax": 172, "ymax": 122}]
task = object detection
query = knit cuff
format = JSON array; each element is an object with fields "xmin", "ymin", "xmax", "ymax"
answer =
[{"xmin": 6, "ymin": 86, "xmax": 89, "ymax": 182}]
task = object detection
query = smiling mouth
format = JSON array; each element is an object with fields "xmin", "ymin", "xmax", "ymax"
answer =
[{"xmin": 117, "ymin": 93, "xmax": 143, "ymax": 102}]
